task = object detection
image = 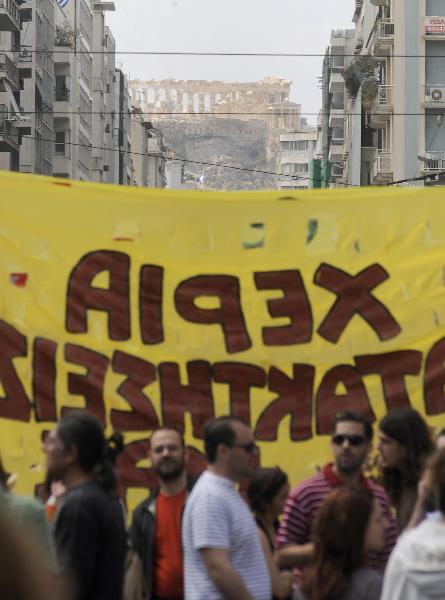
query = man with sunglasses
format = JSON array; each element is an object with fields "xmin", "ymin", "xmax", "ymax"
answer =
[
  {"xmin": 182, "ymin": 416, "xmax": 271, "ymax": 600},
  {"xmin": 276, "ymin": 411, "xmax": 397, "ymax": 570}
]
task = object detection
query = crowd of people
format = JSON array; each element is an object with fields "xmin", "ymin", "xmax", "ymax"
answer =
[{"xmin": 1, "ymin": 407, "xmax": 445, "ymax": 600}]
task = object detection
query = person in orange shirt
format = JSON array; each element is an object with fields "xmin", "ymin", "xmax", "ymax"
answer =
[{"xmin": 130, "ymin": 428, "xmax": 195, "ymax": 600}]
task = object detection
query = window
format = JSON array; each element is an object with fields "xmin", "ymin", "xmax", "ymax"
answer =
[
  {"xmin": 55, "ymin": 75, "xmax": 69, "ymax": 101},
  {"xmin": 55, "ymin": 131, "xmax": 68, "ymax": 156},
  {"xmin": 281, "ymin": 140, "xmax": 309, "ymax": 151}
]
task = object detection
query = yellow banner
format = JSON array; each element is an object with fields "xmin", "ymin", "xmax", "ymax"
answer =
[{"xmin": 1, "ymin": 170, "xmax": 445, "ymax": 510}]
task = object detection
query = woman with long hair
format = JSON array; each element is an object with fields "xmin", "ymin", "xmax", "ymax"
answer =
[
  {"xmin": 45, "ymin": 412, "xmax": 126, "ymax": 600},
  {"xmin": 294, "ymin": 486, "xmax": 386, "ymax": 600},
  {"xmin": 247, "ymin": 467, "xmax": 293, "ymax": 599},
  {"xmin": 378, "ymin": 407, "xmax": 434, "ymax": 531},
  {"xmin": 381, "ymin": 448, "xmax": 445, "ymax": 600}
]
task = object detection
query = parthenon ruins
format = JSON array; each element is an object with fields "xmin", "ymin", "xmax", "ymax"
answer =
[{"xmin": 129, "ymin": 77, "xmax": 301, "ymax": 129}]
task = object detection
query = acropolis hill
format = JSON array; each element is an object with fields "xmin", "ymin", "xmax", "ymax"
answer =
[{"xmin": 129, "ymin": 77, "xmax": 301, "ymax": 190}]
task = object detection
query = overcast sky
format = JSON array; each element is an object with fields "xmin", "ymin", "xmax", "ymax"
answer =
[{"xmin": 106, "ymin": 0, "xmax": 354, "ymax": 122}]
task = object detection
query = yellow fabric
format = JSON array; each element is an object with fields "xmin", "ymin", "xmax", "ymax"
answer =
[{"xmin": 0, "ymin": 171, "xmax": 444, "ymax": 511}]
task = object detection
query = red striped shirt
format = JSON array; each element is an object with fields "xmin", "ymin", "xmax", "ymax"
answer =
[{"xmin": 276, "ymin": 464, "xmax": 397, "ymax": 568}]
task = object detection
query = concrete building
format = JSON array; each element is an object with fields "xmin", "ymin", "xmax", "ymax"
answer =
[
  {"xmin": 1, "ymin": 0, "xmax": 166, "ymax": 188},
  {"xmin": 279, "ymin": 128, "xmax": 318, "ymax": 190},
  {"xmin": 342, "ymin": 0, "xmax": 445, "ymax": 186},
  {"xmin": 131, "ymin": 110, "xmax": 166, "ymax": 188},
  {"xmin": 0, "ymin": 0, "xmax": 54, "ymax": 175},
  {"xmin": 317, "ymin": 28, "xmax": 355, "ymax": 187}
]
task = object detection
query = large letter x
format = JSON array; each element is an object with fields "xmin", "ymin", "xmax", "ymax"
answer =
[{"xmin": 314, "ymin": 263, "xmax": 401, "ymax": 344}]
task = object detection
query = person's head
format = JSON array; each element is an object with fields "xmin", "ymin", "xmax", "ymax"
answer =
[
  {"xmin": 45, "ymin": 412, "xmax": 122, "ymax": 491},
  {"xmin": 247, "ymin": 467, "xmax": 290, "ymax": 518},
  {"xmin": 331, "ymin": 411, "xmax": 373, "ymax": 476},
  {"xmin": 203, "ymin": 416, "xmax": 258, "ymax": 482},
  {"xmin": 436, "ymin": 428, "xmax": 445, "ymax": 451},
  {"xmin": 378, "ymin": 408, "xmax": 433, "ymax": 482},
  {"xmin": 428, "ymin": 448, "xmax": 445, "ymax": 513},
  {"xmin": 301, "ymin": 486, "xmax": 386, "ymax": 600},
  {"xmin": 149, "ymin": 427, "xmax": 186, "ymax": 483}
]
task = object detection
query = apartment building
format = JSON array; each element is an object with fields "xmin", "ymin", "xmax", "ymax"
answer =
[
  {"xmin": 278, "ymin": 128, "xmax": 318, "ymax": 190},
  {"xmin": 316, "ymin": 29, "xmax": 355, "ymax": 187},
  {"xmin": 1, "ymin": 0, "xmax": 166, "ymax": 187},
  {"xmin": 342, "ymin": 0, "xmax": 445, "ymax": 186},
  {"xmin": 0, "ymin": 0, "xmax": 54, "ymax": 175}
]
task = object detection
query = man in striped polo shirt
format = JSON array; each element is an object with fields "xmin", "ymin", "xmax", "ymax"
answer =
[
  {"xmin": 276, "ymin": 411, "xmax": 397, "ymax": 570},
  {"xmin": 182, "ymin": 416, "xmax": 271, "ymax": 600}
]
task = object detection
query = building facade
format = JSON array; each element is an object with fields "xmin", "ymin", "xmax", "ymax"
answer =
[
  {"xmin": 0, "ymin": 0, "xmax": 166, "ymax": 187},
  {"xmin": 342, "ymin": 0, "xmax": 445, "ymax": 186},
  {"xmin": 279, "ymin": 128, "xmax": 318, "ymax": 190}
]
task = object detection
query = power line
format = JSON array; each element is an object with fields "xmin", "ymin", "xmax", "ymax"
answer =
[
  {"xmin": 7, "ymin": 111, "xmax": 444, "ymax": 117},
  {"xmin": 14, "ymin": 49, "xmax": 445, "ymax": 58},
  {"xmin": 9, "ymin": 132, "xmax": 353, "ymax": 187}
]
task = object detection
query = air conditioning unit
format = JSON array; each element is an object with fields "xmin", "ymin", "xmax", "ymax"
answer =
[{"xmin": 427, "ymin": 87, "xmax": 445, "ymax": 102}]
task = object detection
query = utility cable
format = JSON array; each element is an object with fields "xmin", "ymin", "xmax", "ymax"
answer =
[
  {"xmin": 12, "ymin": 49, "xmax": 445, "ymax": 58},
  {"xmin": 9, "ymin": 132, "xmax": 353, "ymax": 187}
]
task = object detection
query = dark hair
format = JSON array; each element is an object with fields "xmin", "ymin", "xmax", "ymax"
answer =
[
  {"xmin": 430, "ymin": 448, "xmax": 445, "ymax": 513},
  {"xmin": 380, "ymin": 407, "xmax": 434, "ymax": 507},
  {"xmin": 437, "ymin": 428, "xmax": 445, "ymax": 439},
  {"xmin": 0, "ymin": 457, "xmax": 10, "ymax": 491},
  {"xmin": 57, "ymin": 412, "xmax": 124, "ymax": 492},
  {"xmin": 149, "ymin": 427, "xmax": 185, "ymax": 449},
  {"xmin": 247, "ymin": 467, "xmax": 288, "ymax": 513},
  {"xmin": 335, "ymin": 411, "xmax": 373, "ymax": 441},
  {"xmin": 203, "ymin": 416, "xmax": 247, "ymax": 464},
  {"xmin": 301, "ymin": 486, "xmax": 374, "ymax": 600}
]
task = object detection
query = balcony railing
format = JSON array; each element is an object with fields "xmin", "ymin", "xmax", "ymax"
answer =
[
  {"xmin": 376, "ymin": 85, "xmax": 394, "ymax": 105},
  {"xmin": 376, "ymin": 19, "xmax": 395, "ymax": 39},
  {"xmin": 0, "ymin": 52, "xmax": 19, "ymax": 88},
  {"xmin": 374, "ymin": 151, "xmax": 392, "ymax": 176},
  {"xmin": 0, "ymin": 0, "xmax": 20, "ymax": 30},
  {"xmin": 422, "ymin": 152, "xmax": 445, "ymax": 172}
]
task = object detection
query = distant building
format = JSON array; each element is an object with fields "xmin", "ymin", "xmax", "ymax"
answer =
[{"xmin": 278, "ymin": 128, "xmax": 318, "ymax": 190}]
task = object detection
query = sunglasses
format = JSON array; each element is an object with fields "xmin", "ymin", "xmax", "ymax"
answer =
[
  {"xmin": 228, "ymin": 442, "xmax": 258, "ymax": 454},
  {"xmin": 331, "ymin": 434, "xmax": 366, "ymax": 447}
]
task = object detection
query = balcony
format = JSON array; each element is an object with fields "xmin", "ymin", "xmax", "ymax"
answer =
[
  {"xmin": 424, "ymin": 84, "xmax": 445, "ymax": 107},
  {"xmin": 329, "ymin": 142, "xmax": 344, "ymax": 162},
  {"xmin": 14, "ymin": 46, "xmax": 32, "ymax": 74},
  {"xmin": 0, "ymin": 0, "xmax": 20, "ymax": 31},
  {"xmin": 54, "ymin": 87, "xmax": 72, "ymax": 120},
  {"xmin": 373, "ymin": 151, "xmax": 392, "ymax": 184},
  {"xmin": 368, "ymin": 85, "xmax": 394, "ymax": 129},
  {"xmin": 54, "ymin": 46, "xmax": 74, "ymax": 67},
  {"xmin": 0, "ymin": 120, "xmax": 19, "ymax": 153},
  {"xmin": 329, "ymin": 107, "xmax": 344, "ymax": 128},
  {"xmin": 53, "ymin": 156, "xmax": 71, "ymax": 178},
  {"xmin": 329, "ymin": 71, "xmax": 344, "ymax": 94},
  {"xmin": 424, "ymin": 16, "xmax": 445, "ymax": 39},
  {"xmin": 374, "ymin": 19, "xmax": 395, "ymax": 55},
  {"xmin": 420, "ymin": 152, "xmax": 445, "ymax": 174},
  {"xmin": 0, "ymin": 52, "xmax": 19, "ymax": 89}
]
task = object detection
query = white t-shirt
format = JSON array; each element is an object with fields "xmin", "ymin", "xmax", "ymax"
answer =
[{"xmin": 182, "ymin": 471, "xmax": 271, "ymax": 600}]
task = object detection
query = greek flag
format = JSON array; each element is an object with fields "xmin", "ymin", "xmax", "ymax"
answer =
[{"xmin": 58, "ymin": 0, "xmax": 69, "ymax": 8}]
